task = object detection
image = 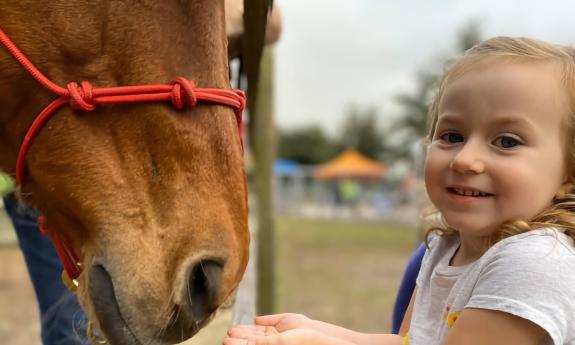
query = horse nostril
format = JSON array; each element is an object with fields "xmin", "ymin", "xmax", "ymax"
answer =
[
  {"xmin": 184, "ymin": 259, "xmax": 224, "ymax": 322},
  {"xmin": 157, "ymin": 259, "xmax": 225, "ymax": 343}
]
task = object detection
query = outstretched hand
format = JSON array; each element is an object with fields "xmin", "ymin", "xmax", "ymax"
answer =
[
  {"xmin": 224, "ymin": 328, "xmax": 333, "ymax": 345},
  {"xmin": 254, "ymin": 313, "xmax": 313, "ymax": 332},
  {"xmin": 224, "ymin": 314, "xmax": 318, "ymax": 345},
  {"xmin": 226, "ymin": 312, "xmax": 405, "ymax": 345}
]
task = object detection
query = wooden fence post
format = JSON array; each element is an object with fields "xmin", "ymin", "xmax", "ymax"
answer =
[{"xmin": 253, "ymin": 47, "xmax": 276, "ymax": 315}]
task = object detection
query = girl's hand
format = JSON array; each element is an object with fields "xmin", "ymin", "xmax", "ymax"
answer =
[
  {"xmin": 254, "ymin": 313, "xmax": 313, "ymax": 332},
  {"xmin": 227, "ymin": 313, "xmax": 313, "ymax": 338},
  {"xmin": 224, "ymin": 328, "xmax": 330, "ymax": 345},
  {"xmin": 226, "ymin": 314, "xmax": 313, "ymax": 345},
  {"xmin": 227, "ymin": 324, "xmax": 280, "ymax": 341}
]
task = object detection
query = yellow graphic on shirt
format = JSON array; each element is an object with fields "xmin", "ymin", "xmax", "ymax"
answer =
[
  {"xmin": 443, "ymin": 304, "xmax": 461, "ymax": 328},
  {"xmin": 446, "ymin": 311, "xmax": 461, "ymax": 328},
  {"xmin": 401, "ymin": 305, "xmax": 461, "ymax": 344}
]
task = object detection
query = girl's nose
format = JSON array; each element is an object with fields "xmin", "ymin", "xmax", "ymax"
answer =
[{"xmin": 449, "ymin": 141, "xmax": 485, "ymax": 174}]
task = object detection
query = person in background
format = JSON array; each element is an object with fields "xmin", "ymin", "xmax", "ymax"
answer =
[{"xmin": 2, "ymin": 187, "xmax": 90, "ymax": 344}]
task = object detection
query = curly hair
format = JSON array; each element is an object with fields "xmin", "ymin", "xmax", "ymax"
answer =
[{"xmin": 424, "ymin": 36, "xmax": 575, "ymax": 248}]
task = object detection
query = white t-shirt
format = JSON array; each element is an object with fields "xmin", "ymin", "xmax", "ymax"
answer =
[{"xmin": 408, "ymin": 228, "xmax": 575, "ymax": 345}]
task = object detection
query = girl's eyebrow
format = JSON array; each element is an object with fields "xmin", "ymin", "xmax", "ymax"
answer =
[
  {"xmin": 435, "ymin": 114, "xmax": 462, "ymax": 126},
  {"xmin": 489, "ymin": 114, "xmax": 536, "ymax": 130},
  {"xmin": 436, "ymin": 113, "xmax": 536, "ymax": 130}
]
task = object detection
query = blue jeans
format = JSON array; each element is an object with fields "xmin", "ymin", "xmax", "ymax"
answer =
[{"xmin": 4, "ymin": 194, "xmax": 89, "ymax": 345}]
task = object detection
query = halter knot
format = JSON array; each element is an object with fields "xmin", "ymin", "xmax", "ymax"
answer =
[
  {"xmin": 170, "ymin": 77, "xmax": 197, "ymax": 109},
  {"xmin": 67, "ymin": 81, "xmax": 95, "ymax": 111},
  {"xmin": 233, "ymin": 89, "xmax": 246, "ymax": 115}
]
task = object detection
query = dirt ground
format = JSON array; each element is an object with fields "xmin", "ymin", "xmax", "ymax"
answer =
[
  {"xmin": 0, "ymin": 246, "xmax": 42, "ymax": 345},
  {"xmin": 1, "ymin": 203, "xmax": 42, "ymax": 345}
]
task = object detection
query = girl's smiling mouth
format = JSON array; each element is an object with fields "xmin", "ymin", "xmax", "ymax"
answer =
[{"xmin": 447, "ymin": 186, "xmax": 495, "ymax": 198}]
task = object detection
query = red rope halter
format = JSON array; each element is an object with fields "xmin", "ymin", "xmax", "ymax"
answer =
[{"xmin": 0, "ymin": 27, "xmax": 246, "ymax": 283}]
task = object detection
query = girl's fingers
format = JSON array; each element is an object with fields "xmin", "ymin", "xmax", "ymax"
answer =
[
  {"xmin": 223, "ymin": 337, "xmax": 254, "ymax": 345},
  {"xmin": 224, "ymin": 336, "xmax": 279, "ymax": 345},
  {"xmin": 228, "ymin": 328, "xmax": 265, "ymax": 338},
  {"xmin": 230, "ymin": 325, "xmax": 268, "ymax": 332},
  {"xmin": 228, "ymin": 325, "xmax": 278, "ymax": 338},
  {"xmin": 254, "ymin": 314, "xmax": 286, "ymax": 326}
]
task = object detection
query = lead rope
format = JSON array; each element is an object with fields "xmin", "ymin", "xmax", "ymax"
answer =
[{"xmin": 0, "ymin": 27, "xmax": 246, "ymax": 286}]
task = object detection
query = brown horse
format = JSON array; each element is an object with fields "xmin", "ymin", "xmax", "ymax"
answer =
[{"xmin": 0, "ymin": 1, "xmax": 254, "ymax": 344}]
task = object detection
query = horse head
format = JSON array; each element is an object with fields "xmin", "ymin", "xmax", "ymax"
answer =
[{"xmin": 0, "ymin": 1, "xmax": 249, "ymax": 344}]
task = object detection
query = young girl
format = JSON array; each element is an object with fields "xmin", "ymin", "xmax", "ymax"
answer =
[{"xmin": 225, "ymin": 36, "xmax": 575, "ymax": 345}]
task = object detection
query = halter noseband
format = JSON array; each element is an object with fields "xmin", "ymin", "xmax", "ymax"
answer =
[{"xmin": 0, "ymin": 27, "xmax": 246, "ymax": 288}]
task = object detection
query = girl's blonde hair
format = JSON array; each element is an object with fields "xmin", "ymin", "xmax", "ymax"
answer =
[{"xmin": 424, "ymin": 36, "xmax": 575, "ymax": 247}]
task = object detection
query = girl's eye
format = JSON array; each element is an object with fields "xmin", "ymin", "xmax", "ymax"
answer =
[
  {"xmin": 493, "ymin": 136, "xmax": 521, "ymax": 149},
  {"xmin": 439, "ymin": 132, "xmax": 464, "ymax": 143}
]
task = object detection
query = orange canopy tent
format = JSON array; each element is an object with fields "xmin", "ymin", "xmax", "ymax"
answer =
[{"xmin": 314, "ymin": 149, "xmax": 385, "ymax": 180}]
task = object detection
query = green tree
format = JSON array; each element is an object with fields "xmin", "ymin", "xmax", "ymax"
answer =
[
  {"xmin": 337, "ymin": 104, "xmax": 386, "ymax": 160},
  {"xmin": 277, "ymin": 125, "xmax": 336, "ymax": 164},
  {"xmin": 392, "ymin": 21, "xmax": 483, "ymax": 151},
  {"xmin": 0, "ymin": 173, "xmax": 14, "ymax": 197},
  {"xmin": 457, "ymin": 19, "xmax": 483, "ymax": 52},
  {"xmin": 394, "ymin": 71, "xmax": 438, "ymax": 140}
]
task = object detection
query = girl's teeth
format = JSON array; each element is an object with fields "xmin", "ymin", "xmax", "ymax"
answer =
[{"xmin": 454, "ymin": 188, "xmax": 487, "ymax": 197}]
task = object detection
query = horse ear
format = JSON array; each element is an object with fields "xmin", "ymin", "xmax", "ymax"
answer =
[{"xmin": 242, "ymin": 0, "xmax": 273, "ymax": 116}]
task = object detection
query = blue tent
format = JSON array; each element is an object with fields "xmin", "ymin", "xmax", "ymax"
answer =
[{"xmin": 274, "ymin": 159, "xmax": 300, "ymax": 176}]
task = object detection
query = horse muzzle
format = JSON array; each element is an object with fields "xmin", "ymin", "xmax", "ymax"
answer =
[{"xmin": 88, "ymin": 258, "xmax": 225, "ymax": 345}]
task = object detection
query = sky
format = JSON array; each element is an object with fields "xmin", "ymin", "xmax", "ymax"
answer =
[{"xmin": 273, "ymin": 0, "xmax": 575, "ymax": 135}]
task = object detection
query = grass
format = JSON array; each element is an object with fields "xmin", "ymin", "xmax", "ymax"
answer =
[
  {"xmin": 274, "ymin": 216, "xmax": 419, "ymax": 333},
  {"xmin": 0, "ymin": 173, "xmax": 14, "ymax": 198}
]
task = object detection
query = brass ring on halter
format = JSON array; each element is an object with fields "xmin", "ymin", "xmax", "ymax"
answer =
[
  {"xmin": 61, "ymin": 270, "xmax": 79, "ymax": 293},
  {"xmin": 87, "ymin": 321, "xmax": 108, "ymax": 344}
]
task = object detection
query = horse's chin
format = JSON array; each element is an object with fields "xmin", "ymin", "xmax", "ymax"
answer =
[
  {"xmin": 96, "ymin": 317, "xmax": 143, "ymax": 345},
  {"xmin": 91, "ymin": 309, "xmax": 216, "ymax": 345}
]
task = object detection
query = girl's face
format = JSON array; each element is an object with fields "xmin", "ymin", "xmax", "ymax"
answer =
[{"xmin": 425, "ymin": 60, "xmax": 570, "ymax": 240}]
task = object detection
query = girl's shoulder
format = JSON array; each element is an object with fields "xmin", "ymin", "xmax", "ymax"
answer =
[
  {"xmin": 466, "ymin": 228, "xmax": 575, "ymax": 345},
  {"xmin": 475, "ymin": 227, "xmax": 575, "ymax": 282},
  {"xmin": 419, "ymin": 228, "xmax": 575, "ymax": 286},
  {"xmin": 486, "ymin": 227, "xmax": 575, "ymax": 258}
]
